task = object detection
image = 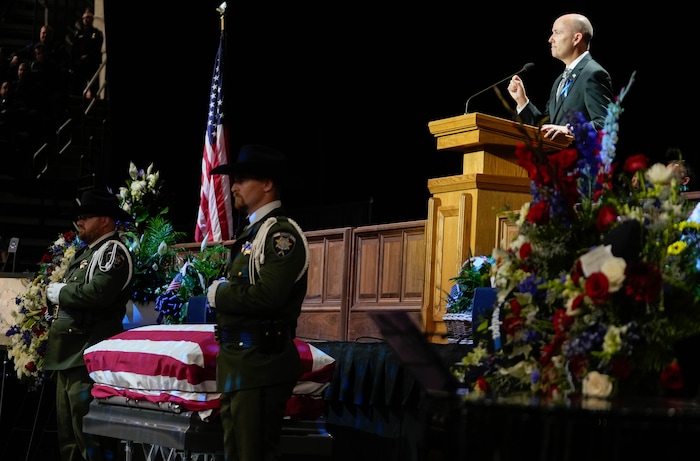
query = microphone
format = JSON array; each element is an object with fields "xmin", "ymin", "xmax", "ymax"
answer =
[{"xmin": 464, "ymin": 62, "xmax": 535, "ymax": 114}]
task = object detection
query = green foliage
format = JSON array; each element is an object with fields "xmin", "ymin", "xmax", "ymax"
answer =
[
  {"xmin": 445, "ymin": 256, "xmax": 494, "ymax": 313},
  {"xmin": 177, "ymin": 245, "xmax": 229, "ymax": 302},
  {"xmin": 154, "ymin": 244, "xmax": 229, "ymax": 325},
  {"xmin": 123, "ymin": 215, "xmax": 187, "ymax": 303}
]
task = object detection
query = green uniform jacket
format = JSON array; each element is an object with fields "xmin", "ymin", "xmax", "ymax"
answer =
[
  {"xmin": 43, "ymin": 232, "xmax": 133, "ymax": 371},
  {"xmin": 213, "ymin": 207, "xmax": 308, "ymax": 392}
]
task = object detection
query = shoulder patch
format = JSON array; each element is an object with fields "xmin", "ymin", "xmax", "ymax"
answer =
[
  {"xmin": 98, "ymin": 241, "xmax": 129, "ymax": 270},
  {"xmin": 272, "ymin": 231, "xmax": 296, "ymax": 257}
]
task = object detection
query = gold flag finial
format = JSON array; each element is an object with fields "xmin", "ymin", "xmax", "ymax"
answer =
[{"xmin": 217, "ymin": 2, "xmax": 227, "ymax": 32}]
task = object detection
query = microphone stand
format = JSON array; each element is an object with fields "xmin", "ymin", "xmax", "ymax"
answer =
[{"xmin": 465, "ymin": 63, "xmax": 534, "ymax": 114}]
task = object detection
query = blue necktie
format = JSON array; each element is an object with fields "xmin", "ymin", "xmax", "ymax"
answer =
[{"xmin": 557, "ymin": 69, "xmax": 572, "ymax": 101}]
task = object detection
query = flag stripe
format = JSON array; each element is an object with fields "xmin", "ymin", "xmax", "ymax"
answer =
[{"xmin": 195, "ymin": 35, "xmax": 233, "ymax": 242}]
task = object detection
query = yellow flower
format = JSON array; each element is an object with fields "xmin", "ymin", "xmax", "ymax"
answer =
[{"xmin": 668, "ymin": 240, "xmax": 687, "ymax": 256}]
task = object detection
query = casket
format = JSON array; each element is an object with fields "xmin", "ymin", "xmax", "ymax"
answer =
[{"xmin": 82, "ymin": 324, "xmax": 335, "ymax": 458}]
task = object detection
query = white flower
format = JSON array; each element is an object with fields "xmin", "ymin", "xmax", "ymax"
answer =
[
  {"xmin": 600, "ymin": 257, "xmax": 626, "ymax": 293},
  {"xmin": 582, "ymin": 371, "xmax": 613, "ymax": 398},
  {"xmin": 157, "ymin": 241, "xmax": 169, "ymax": 256},
  {"xmin": 645, "ymin": 163, "xmax": 674, "ymax": 185},
  {"xmin": 129, "ymin": 161, "xmax": 139, "ymax": 180},
  {"xmin": 148, "ymin": 171, "xmax": 159, "ymax": 189},
  {"xmin": 130, "ymin": 180, "xmax": 146, "ymax": 201},
  {"xmin": 516, "ymin": 202, "xmax": 530, "ymax": 226}
]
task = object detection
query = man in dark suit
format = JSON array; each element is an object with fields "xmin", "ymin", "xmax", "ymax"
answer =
[
  {"xmin": 206, "ymin": 144, "xmax": 310, "ymax": 461},
  {"xmin": 43, "ymin": 190, "xmax": 134, "ymax": 461},
  {"xmin": 507, "ymin": 13, "xmax": 613, "ymax": 140}
]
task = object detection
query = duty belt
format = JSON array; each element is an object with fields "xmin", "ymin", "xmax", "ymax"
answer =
[
  {"xmin": 215, "ymin": 323, "xmax": 294, "ymax": 351},
  {"xmin": 56, "ymin": 308, "xmax": 94, "ymax": 325}
]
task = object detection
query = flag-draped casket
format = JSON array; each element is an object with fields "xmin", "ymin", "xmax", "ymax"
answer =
[{"xmin": 84, "ymin": 324, "xmax": 335, "ymax": 420}]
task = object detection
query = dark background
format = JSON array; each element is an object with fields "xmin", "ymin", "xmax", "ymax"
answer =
[{"xmin": 105, "ymin": 3, "xmax": 692, "ymax": 238}]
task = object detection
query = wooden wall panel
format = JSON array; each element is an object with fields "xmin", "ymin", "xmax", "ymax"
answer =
[
  {"xmin": 324, "ymin": 239, "xmax": 346, "ymax": 301},
  {"xmin": 176, "ymin": 222, "xmax": 426, "ymax": 342},
  {"xmin": 379, "ymin": 234, "xmax": 402, "ymax": 300},
  {"xmin": 298, "ymin": 228, "xmax": 352, "ymax": 340},
  {"xmin": 355, "ymin": 237, "xmax": 379, "ymax": 302},
  {"xmin": 304, "ymin": 241, "xmax": 325, "ymax": 303},
  {"xmin": 403, "ymin": 230, "xmax": 426, "ymax": 300}
]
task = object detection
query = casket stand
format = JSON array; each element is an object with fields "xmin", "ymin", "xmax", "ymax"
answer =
[{"xmin": 83, "ymin": 397, "xmax": 331, "ymax": 461}]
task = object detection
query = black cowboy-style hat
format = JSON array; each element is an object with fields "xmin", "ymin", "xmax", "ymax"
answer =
[
  {"xmin": 210, "ymin": 144, "xmax": 286, "ymax": 181},
  {"xmin": 75, "ymin": 189, "xmax": 134, "ymax": 223}
]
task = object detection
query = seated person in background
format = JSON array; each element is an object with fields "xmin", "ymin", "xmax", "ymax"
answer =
[{"xmin": 665, "ymin": 147, "xmax": 694, "ymax": 192}]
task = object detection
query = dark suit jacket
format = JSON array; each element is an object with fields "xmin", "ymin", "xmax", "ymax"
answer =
[
  {"xmin": 519, "ymin": 54, "xmax": 613, "ymax": 130},
  {"xmin": 213, "ymin": 205, "xmax": 308, "ymax": 392}
]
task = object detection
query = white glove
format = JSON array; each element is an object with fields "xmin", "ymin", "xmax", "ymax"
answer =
[
  {"xmin": 47, "ymin": 282, "xmax": 67, "ymax": 305},
  {"xmin": 207, "ymin": 279, "xmax": 226, "ymax": 309}
]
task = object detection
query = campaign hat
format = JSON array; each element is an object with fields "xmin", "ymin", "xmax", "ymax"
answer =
[
  {"xmin": 210, "ymin": 144, "xmax": 286, "ymax": 181},
  {"xmin": 75, "ymin": 189, "xmax": 133, "ymax": 223}
]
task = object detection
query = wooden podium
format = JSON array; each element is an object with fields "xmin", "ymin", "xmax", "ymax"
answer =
[{"xmin": 421, "ymin": 112, "xmax": 571, "ymax": 341}]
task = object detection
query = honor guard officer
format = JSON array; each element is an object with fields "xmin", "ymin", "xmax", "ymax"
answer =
[
  {"xmin": 44, "ymin": 189, "xmax": 134, "ymax": 461},
  {"xmin": 206, "ymin": 144, "xmax": 310, "ymax": 461}
]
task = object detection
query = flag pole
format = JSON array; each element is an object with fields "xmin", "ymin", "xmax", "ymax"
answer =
[
  {"xmin": 195, "ymin": 1, "xmax": 233, "ymax": 243},
  {"xmin": 217, "ymin": 2, "xmax": 226, "ymax": 33}
]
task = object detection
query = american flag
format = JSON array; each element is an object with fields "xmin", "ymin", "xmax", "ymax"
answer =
[
  {"xmin": 166, "ymin": 261, "xmax": 190, "ymax": 293},
  {"xmin": 166, "ymin": 271, "xmax": 183, "ymax": 293},
  {"xmin": 195, "ymin": 35, "xmax": 233, "ymax": 243}
]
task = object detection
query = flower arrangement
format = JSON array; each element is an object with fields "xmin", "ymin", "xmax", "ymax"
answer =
[
  {"xmin": 118, "ymin": 161, "xmax": 166, "ymax": 227},
  {"xmin": 154, "ymin": 243, "xmax": 228, "ymax": 324},
  {"xmin": 118, "ymin": 162, "xmax": 186, "ymax": 303},
  {"xmin": 457, "ymin": 73, "xmax": 700, "ymax": 401},
  {"xmin": 4, "ymin": 231, "xmax": 83, "ymax": 386},
  {"xmin": 3, "ymin": 162, "xmax": 186, "ymax": 386}
]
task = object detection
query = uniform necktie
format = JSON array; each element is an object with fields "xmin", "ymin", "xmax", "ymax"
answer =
[
  {"xmin": 234, "ymin": 217, "xmax": 250, "ymax": 239},
  {"xmin": 557, "ymin": 68, "xmax": 573, "ymax": 101}
]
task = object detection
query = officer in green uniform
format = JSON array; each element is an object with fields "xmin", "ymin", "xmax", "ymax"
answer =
[
  {"xmin": 44, "ymin": 189, "xmax": 134, "ymax": 461},
  {"xmin": 207, "ymin": 144, "xmax": 310, "ymax": 461}
]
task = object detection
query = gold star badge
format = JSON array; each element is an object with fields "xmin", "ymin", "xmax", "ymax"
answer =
[{"xmin": 273, "ymin": 232, "xmax": 296, "ymax": 257}]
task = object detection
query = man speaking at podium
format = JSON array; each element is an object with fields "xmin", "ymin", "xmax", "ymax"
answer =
[{"xmin": 507, "ymin": 13, "xmax": 613, "ymax": 141}]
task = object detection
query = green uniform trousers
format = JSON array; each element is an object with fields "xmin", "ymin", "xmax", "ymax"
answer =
[
  {"xmin": 54, "ymin": 367, "xmax": 117, "ymax": 461},
  {"xmin": 219, "ymin": 380, "xmax": 297, "ymax": 461}
]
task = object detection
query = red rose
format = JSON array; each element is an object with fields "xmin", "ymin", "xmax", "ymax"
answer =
[
  {"xmin": 585, "ymin": 272, "xmax": 610, "ymax": 304},
  {"xmin": 503, "ymin": 315, "xmax": 524, "ymax": 335},
  {"xmin": 518, "ymin": 242, "xmax": 531, "ymax": 260},
  {"xmin": 476, "ymin": 376, "xmax": 489, "ymax": 392},
  {"xmin": 661, "ymin": 362, "xmax": 685, "ymax": 391},
  {"xmin": 25, "ymin": 362, "xmax": 37, "ymax": 373},
  {"xmin": 527, "ymin": 200, "xmax": 550, "ymax": 225},
  {"xmin": 596, "ymin": 205, "xmax": 618, "ymax": 231},
  {"xmin": 623, "ymin": 153, "xmax": 649, "ymax": 174},
  {"xmin": 509, "ymin": 299, "xmax": 522, "ymax": 316}
]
